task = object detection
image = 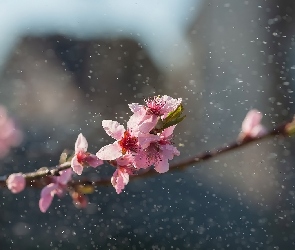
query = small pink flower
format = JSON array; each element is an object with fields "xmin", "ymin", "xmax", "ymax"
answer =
[
  {"xmin": 97, "ymin": 96, "xmax": 182, "ymax": 173},
  {"xmin": 134, "ymin": 126, "xmax": 180, "ymax": 173},
  {"xmin": 6, "ymin": 173, "xmax": 26, "ymax": 193},
  {"xmin": 111, "ymin": 167, "xmax": 130, "ymax": 194},
  {"xmin": 97, "ymin": 120, "xmax": 140, "ymax": 160},
  {"xmin": 71, "ymin": 133, "xmax": 103, "ymax": 175},
  {"xmin": 39, "ymin": 169, "xmax": 72, "ymax": 213},
  {"xmin": 129, "ymin": 95, "xmax": 182, "ymax": 133},
  {"xmin": 145, "ymin": 95, "xmax": 182, "ymax": 117},
  {"xmin": 241, "ymin": 109, "xmax": 266, "ymax": 138},
  {"xmin": 109, "ymin": 154, "xmax": 136, "ymax": 194},
  {"xmin": 0, "ymin": 106, "xmax": 22, "ymax": 159}
]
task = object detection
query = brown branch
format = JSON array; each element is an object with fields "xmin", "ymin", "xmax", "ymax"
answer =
[
  {"xmin": 79, "ymin": 119, "xmax": 289, "ymax": 187},
  {"xmin": 0, "ymin": 118, "xmax": 291, "ymax": 190},
  {"xmin": 0, "ymin": 162, "xmax": 71, "ymax": 188}
]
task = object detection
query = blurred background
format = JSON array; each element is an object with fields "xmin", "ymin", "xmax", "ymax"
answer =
[{"xmin": 1, "ymin": 0, "xmax": 295, "ymax": 249}]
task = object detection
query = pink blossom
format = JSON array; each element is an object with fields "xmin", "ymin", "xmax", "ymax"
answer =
[
  {"xmin": 134, "ymin": 126, "xmax": 180, "ymax": 173},
  {"xmin": 96, "ymin": 120, "xmax": 140, "ymax": 160},
  {"xmin": 145, "ymin": 95, "xmax": 182, "ymax": 117},
  {"xmin": 0, "ymin": 106, "xmax": 22, "ymax": 159},
  {"xmin": 6, "ymin": 173, "xmax": 26, "ymax": 193},
  {"xmin": 241, "ymin": 109, "xmax": 266, "ymax": 138},
  {"xmin": 108, "ymin": 154, "xmax": 136, "ymax": 194},
  {"xmin": 115, "ymin": 154, "xmax": 135, "ymax": 167},
  {"xmin": 111, "ymin": 167, "xmax": 130, "ymax": 194},
  {"xmin": 39, "ymin": 169, "xmax": 72, "ymax": 213},
  {"xmin": 97, "ymin": 96, "xmax": 182, "ymax": 176},
  {"xmin": 129, "ymin": 95, "xmax": 182, "ymax": 133},
  {"xmin": 71, "ymin": 133, "xmax": 103, "ymax": 175},
  {"xmin": 97, "ymin": 112, "xmax": 162, "ymax": 162}
]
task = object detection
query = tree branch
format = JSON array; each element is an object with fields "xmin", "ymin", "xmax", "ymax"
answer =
[{"xmin": 0, "ymin": 117, "xmax": 291, "ymax": 189}]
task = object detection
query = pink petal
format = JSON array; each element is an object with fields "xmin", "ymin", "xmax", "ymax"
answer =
[
  {"xmin": 242, "ymin": 109, "xmax": 262, "ymax": 134},
  {"xmin": 102, "ymin": 120, "xmax": 125, "ymax": 140},
  {"xmin": 138, "ymin": 133, "xmax": 159, "ymax": 149},
  {"xmin": 161, "ymin": 96, "xmax": 182, "ymax": 117},
  {"xmin": 0, "ymin": 119, "xmax": 16, "ymax": 140},
  {"xmin": 138, "ymin": 115, "xmax": 158, "ymax": 134},
  {"xmin": 127, "ymin": 107, "xmax": 146, "ymax": 130},
  {"xmin": 154, "ymin": 159, "xmax": 169, "ymax": 173},
  {"xmin": 116, "ymin": 154, "xmax": 134, "ymax": 167},
  {"xmin": 121, "ymin": 170, "xmax": 129, "ymax": 185},
  {"xmin": 133, "ymin": 152, "xmax": 151, "ymax": 169},
  {"xmin": 128, "ymin": 103, "xmax": 144, "ymax": 113},
  {"xmin": 40, "ymin": 183, "xmax": 58, "ymax": 197},
  {"xmin": 75, "ymin": 133, "xmax": 88, "ymax": 152},
  {"xmin": 111, "ymin": 169, "xmax": 129, "ymax": 194},
  {"xmin": 58, "ymin": 168, "xmax": 72, "ymax": 185},
  {"xmin": 96, "ymin": 142, "xmax": 122, "ymax": 160},
  {"xmin": 6, "ymin": 173, "xmax": 26, "ymax": 194},
  {"xmin": 71, "ymin": 156, "xmax": 84, "ymax": 175},
  {"xmin": 39, "ymin": 183, "xmax": 60, "ymax": 213},
  {"xmin": 161, "ymin": 144, "xmax": 180, "ymax": 160},
  {"xmin": 85, "ymin": 154, "xmax": 103, "ymax": 168},
  {"xmin": 250, "ymin": 124, "xmax": 267, "ymax": 138},
  {"xmin": 39, "ymin": 193, "xmax": 54, "ymax": 213},
  {"xmin": 161, "ymin": 126, "xmax": 176, "ymax": 138}
]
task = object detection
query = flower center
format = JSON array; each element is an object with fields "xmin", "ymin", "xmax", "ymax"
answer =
[
  {"xmin": 119, "ymin": 130, "xmax": 138, "ymax": 155},
  {"xmin": 144, "ymin": 142, "xmax": 161, "ymax": 164},
  {"xmin": 119, "ymin": 131, "xmax": 138, "ymax": 154},
  {"xmin": 76, "ymin": 151, "xmax": 88, "ymax": 164},
  {"xmin": 145, "ymin": 96, "xmax": 166, "ymax": 116}
]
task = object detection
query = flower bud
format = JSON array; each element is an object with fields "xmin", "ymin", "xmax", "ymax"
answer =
[{"xmin": 6, "ymin": 173, "xmax": 26, "ymax": 193}]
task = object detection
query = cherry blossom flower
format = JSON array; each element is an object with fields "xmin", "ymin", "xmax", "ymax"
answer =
[
  {"xmin": 98, "ymin": 96, "xmax": 182, "ymax": 173},
  {"xmin": 96, "ymin": 120, "xmax": 141, "ymax": 160},
  {"xmin": 111, "ymin": 167, "xmax": 130, "ymax": 194},
  {"xmin": 129, "ymin": 95, "xmax": 182, "ymax": 133},
  {"xmin": 39, "ymin": 169, "xmax": 72, "ymax": 213},
  {"xmin": 0, "ymin": 106, "xmax": 22, "ymax": 159},
  {"xmin": 240, "ymin": 109, "xmax": 266, "ymax": 139},
  {"xmin": 108, "ymin": 154, "xmax": 136, "ymax": 194},
  {"xmin": 71, "ymin": 133, "xmax": 103, "ymax": 175},
  {"xmin": 145, "ymin": 95, "xmax": 182, "ymax": 117},
  {"xmin": 6, "ymin": 173, "xmax": 26, "ymax": 193},
  {"xmin": 134, "ymin": 126, "xmax": 180, "ymax": 173},
  {"xmin": 130, "ymin": 95, "xmax": 182, "ymax": 117}
]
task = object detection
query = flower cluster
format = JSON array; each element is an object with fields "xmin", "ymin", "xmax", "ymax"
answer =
[
  {"xmin": 5, "ymin": 101, "xmax": 274, "ymax": 213},
  {"xmin": 96, "ymin": 95, "xmax": 183, "ymax": 193},
  {"xmin": 6, "ymin": 95, "xmax": 185, "ymax": 212}
]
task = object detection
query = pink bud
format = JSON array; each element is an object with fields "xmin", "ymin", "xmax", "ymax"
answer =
[
  {"xmin": 241, "ymin": 109, "xmax": 266, "ymax": 138},
  {"xmin": 6, "ymin": 173, "xmax": 26, "ymax": 193}
]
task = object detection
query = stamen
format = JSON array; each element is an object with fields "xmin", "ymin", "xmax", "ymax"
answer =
[
  {"xmin": 119, "ymin": 131, "xmax": 138, "ymax": 154},
  {"xmin": 145, "ymin": 96, "xmax": 166, "ymax": 116}
]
